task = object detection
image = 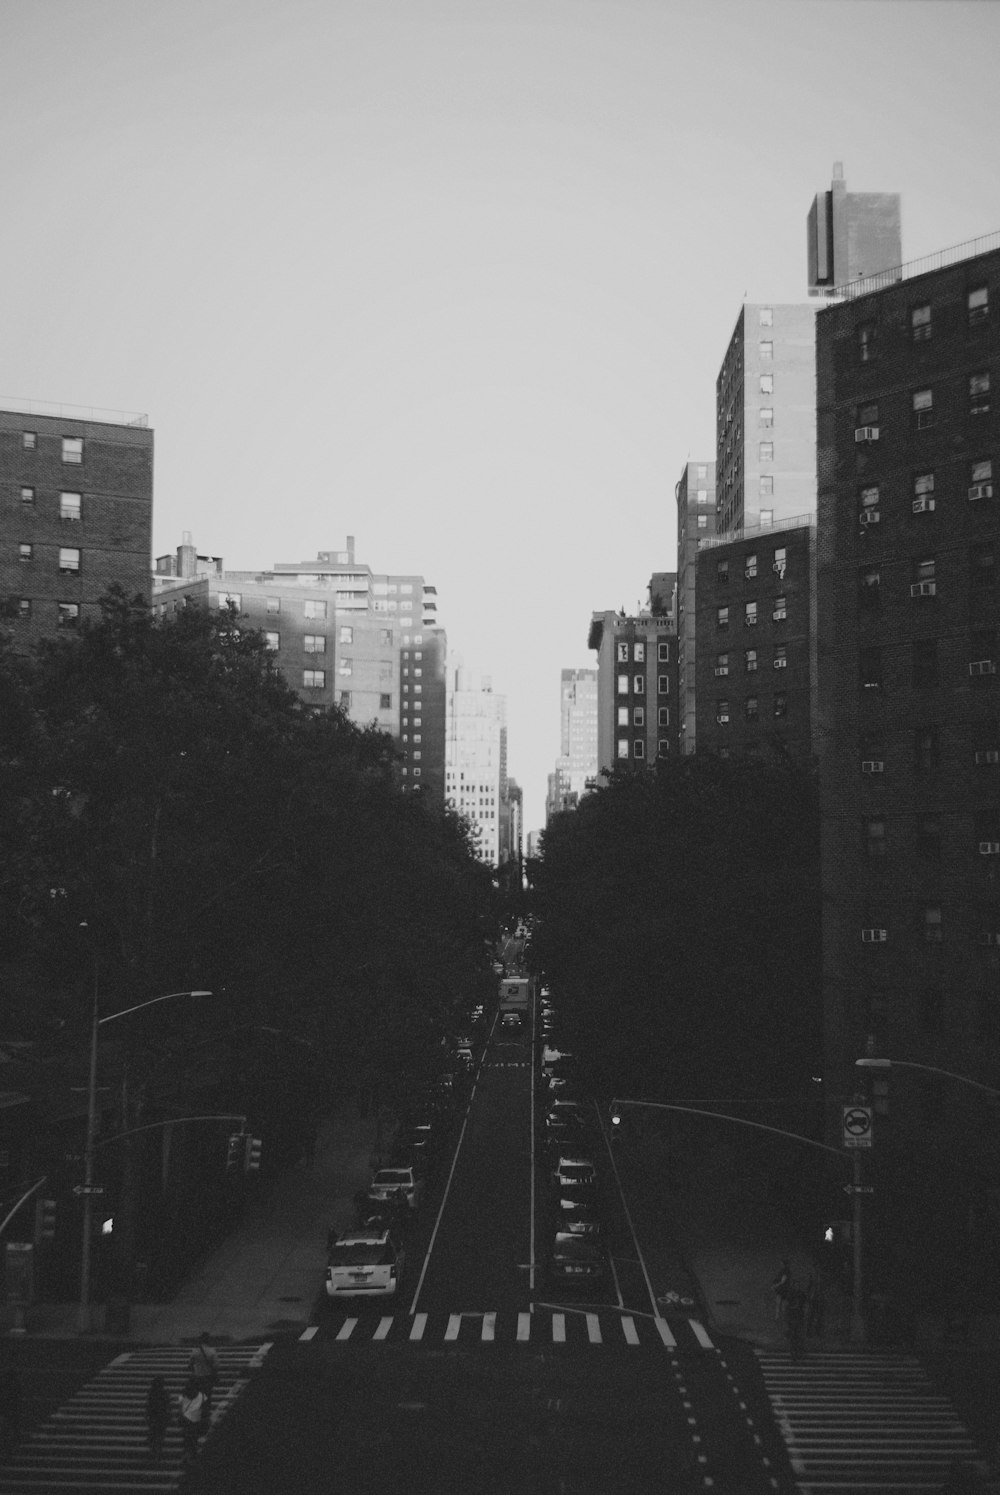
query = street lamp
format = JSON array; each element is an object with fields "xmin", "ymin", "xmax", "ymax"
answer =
[
  {"xmin": 855, "ymin": 1056, "xmax": 1000, "ymax": 1098},
  {"xmin": 78, "ymin": 981, "xmax": 212, "ymax": 1332}
]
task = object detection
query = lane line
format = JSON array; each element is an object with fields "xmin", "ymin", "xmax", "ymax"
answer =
[
  {"xmin": 586, "ymin": 1313, "xmax": 602, "ymax": 1344},
  {"xmin": 409, "ymin": 1313, "xmax": 427, "ymax": 1340},
  {"xmin": 517, "ymin": 1312, "xmax": 531, "ymax": 1341},
  {"xmin": 621, "ymin": 1316, "xmax": 640, "ymax": 1345},
  {"xmin": 690, "ymin": 1320, "xmax": 714, "ymax": 1348},
  {"xmin": 654, "ymin": 1318, "xmax": 677, "ymax": 1348},
  {"xmin": 552, "ymin": 1313, "xmax": 566, "ymax": 1342},
  {"xmin": 444, "ymin": 1314, "xmax": 461, "ymax": 1341},
  {"xmin": 299, "ymin": 1326, "xmax": 318, "ymax": 1341},
  {"xmin": 373, "ymin": 1316, "xmax": 393, "ymax": 1340},
  {"xmin": 335, "ymin": 1318, "xmax": 357, "ymax": 1341},
  {"xmin": 482, "ymin": 1312, "xmax": 496, "ymax": 1342},
  {"xmin": 594, "ymin": 1101, "xmax": 664, "ymax": 1323}
]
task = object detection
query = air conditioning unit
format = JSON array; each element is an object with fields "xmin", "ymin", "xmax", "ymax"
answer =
[
  {"xmin": 979, "ymin": 841, "xmax": 1000, "ymax": 855},
  {"xmin": 910, "ymin": 580, "xmax": 937, "ymax": 597},
  {"xmin": 773, "ymin": 658, "xmax": 787, "ymax": 670},
  {"xmin": 968, "ymin": 483, "xmax": 993, "ymax": 500},
  {"xmin": 859, "ymin": 510, "xmax": 880, "ymax": 526},
  {"xmin": 861, "ymin": 928, "xmax": 888, "ymax": 943},
  {"xmin": 713, "ymin": 666, "xmax": 729, "ymax": 677},
  {"xmin": 746, "ymin": 616, "xmax": 758, "ymax": 626},
  {"xmin": 744, "ymin": 569, "xmax": 757, "ymax": 581},
  {"xmin": 978, "ymin": 931, "xmax": 1000, "ymax": 946},
  {"xmin": 916, "ymin": 411, "xmax": 935, "ymax": 429},
  {"xmin": 773, "ymin": 563, "xmax": 786, "ymax": 577},
  {"xmin": 716, "ymin": 713, "xmax": 729, "ymax": 725},
  {"xmin": 855, "ymin": 426, "xmax": 880, "ymax": 442},
  {"xmin": 975, "ymin": 750, "xmax": 1000, "ymax": 765},
  {"xmin": 969, "ymin": 660, "xmax": 997, "ymax": 676},
  {"xmin": 969, "ymin": 305, "xmax": 989, "ymax": 326},
  {"xmin": 861, "ymin": 759, "xmax": 885, "ymax": 774},
  {"xmin": 772, "ymin": 610, "xmax": 787, "ymax": 622},
  {"xmin": 911, "ymin": 497, "xmax": 936, "ymax": 514}
]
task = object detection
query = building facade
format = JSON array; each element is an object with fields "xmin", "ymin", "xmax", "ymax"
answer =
[
  {"xmin": 445, "ymin": 666, "xmax": 507, "ymax": 867},
  {"xmin": 1, "ymin": 403, "xmax": 153, "ymax": 646},
  {"xmin": 587, "ymin": 595, "xmax": 678, "ymax": 781},
  {"xmin": 675, "ymin": 460, "xmax": 717, "ymax": 753},
  {"xmin": 807, "ymin": 162, "xmax": 902, "ymax": 298},
  {"xmin": 547, "ymin": 668, "xmax": 598, "ymax": 818},
  {"xmin": 815, "ymin": 238, "xmax": 1000, "ymax": 1246}
]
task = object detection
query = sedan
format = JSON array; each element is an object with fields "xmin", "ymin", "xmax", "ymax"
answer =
[
  {"xmin": 553, "ymin": 1183, "xmax": 599, "ymax": 1215},
  {"xmin": 559, "ymin": 1205, "xmax": 603, "ymax": 1238},
  {"xmin": 368, "ymin": 1166, "xmax": 425, "ymax": 1210},
  {"xmin": 551, "ymin": 1156, "xmax": 598, "ymax": 1190},
  {"xmin": 326, "ymin": 1227, "xmax": 404, "ymax": 1299},
  {"xmin": 547, "ymin": 1231, "xmax": 606, "ymax": 1290}
]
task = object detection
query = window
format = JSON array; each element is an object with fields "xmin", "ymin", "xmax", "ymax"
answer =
[
  {"xmin": 759, "ymin": 340, "xmax": 773, "ymax": 359},
  {"xmin": 696, "ymin": 513, "xmax": 708, "ymax": 529},
  {"xmin": 21, "ymin": 431, "xmax": 36, "ymax": 450},
  {"xmin": 745, "ymin": 648, "xmax": 758, "ymax": 673},
  {"xmin": 759, "ymin": 374, "xmax": 773, "ymax": 396},
  {"xmin": 657, "ymin": 674, "xmax": 670, "ymax": 694},
  {"xmin": 970, "ymin": 458, "xmax": 993, "ymax": 500},
  {"xmin": 339, "ymin": 625, "xmax": 353, "ymax": 644},
  {"xmin": 264, "ymin": 631, "xmax": 279, "ymax": 650},
  {"xmin": 633, "ymin": 706, "xmax": 645, "ymax": 727},
  {"xmin": 658, "ymin": 739, "xmax": 670, "ymax": 758},
  {"xmin": 858, "ymin": 323, "xmax": 877, "ymax": 361},
  {"xmin": 922, "ymin": 906, "xmax": 943, "ymax": 944},
  {"xmin": 304, "ymin": 634, "xmax": 326, "ymax": 653},
  {"xmin": 911, "ymin": 304, "xmax": 932, "ymax": 341},
  {"xmin": 378, "ymin": 628, "xmax": 393, "ymax": 646},
  {"xmin": 745, "ymin": 601, "xmax": 758, "ymax": 627},
  {"xmin": 716, "ymin": 699, "xmax": 730, "ymax": 725},
  {"xmin": 303, "ymin": 669, "xmax": 326, "ymax": 689},
  {"xmin": 860, "ymin": 646, "xmax": 883, "ymax": 690},
  {"xmin": 773, "ymin": 691, "xmax": 787, "ymax": 718},
  {"xmin": 912, "ymin": 638, "xmax": 938, "ymax": 689},
  {"xmin": 772, "ymin": 596, "xmax": 787, "ymax": 622},
  {"xmin": 865, "ymin": 818, "xmax": 887, "ymax": 859},
  {"xmin": 911, "ymin": 556, "xmax": 937, "ymax": 596},
  {"xmin": 18, "ymin": 543, "xmax": 32, "ymax": 563},
  {"xmin": 617, "ymin": 642, "xmax": 629, "ymax": 663},
  {"xmin": 380, "ymin": 693, "xmax": 392, "ymax": 709},
  {"xmin": 715, "ymin": 652, "xmax": 729, "ymax": 677},
  {"xmin": 716, "ymin": 607, "xmax": 729, "ymax": 630},
  {"xmin": 20, "ymin": 486, "xmax": 34, "ymax": 507},
  {"xmin": 970, "ymin": 372, "xmax": 990, "ymax": 416},
  {"xmin": 658, "ymin": 706, "xmax": 670, "ymax": 726},
  {"xmin": 218, "ymin": 591, "xmax": 241, "ymax": 610},
  {"xmin": 633, "ymin": 674, "xmax": 645, "ymax": 694},
  {"xmin": 917, "ymin": 813, "xmax": 942, "ymax": 862},
  {"xmin": 971, "ymin": 541, "xmax": 996, "ymax": 592},
  {"xmin": 57, "ymin": 602, "xmax": 79, "ymax": 628},
  {"xmin": 61, "ymin": 436, "xmax": 83, "ymax": 464},
  {"xmin": 759, "ymin": 475, "xmax": 773, "ymax": 497},
  {"xmin": 58, "ymin": 547, "xmax": 80, "ymax": 574},
  {"xmin": 59, "ymin": 492, "xmax": 81, "ymax": 521},
  {"xmin": 304, "ymin": 600, "xmax": 327, "ymax": 620},
  {"xmin": 759, "ymin": 307, "xmax": 772, "ymax": 327},
  {"xmin": 745, "ymin": 696, "xmax": 759, "ymax": 721},
  {"xmin": 858, "ymin": 485, "xmax": 880, "ymax": 526},
  {"xmin": 859, "ymin": 402, "xmax": 879, "ymax": 427},
  {"xmin": 913, "ymin": 388, "xmax": 934, "ymax": 428},
  {"xmin": 759, "ymin": 509, "xmax": 773, "ymax": 526},
  {"xmin": 773, "ymin": 547, "xmax": 787, "ymax": 578},
  {"xmin": 633, "ymin": 740, "xmax": 645, "ymax": 759},
  {"xmin": 773, "ymin": 644, "xmax": 787, "ymax": 670},
  {"xmin": 914, "ymin": 727, "xmax": 940, "ymax": 772},
  {"xmin": 912, "ymin": 471, "xmax": 935, "ymax": 513},
  {"xmin": 859, "ymin": 565, "xmax": 882, "ymax": 609},
  {"xmin": 618, "ymin": 706, "xmax": 629, "ymax": 727},
  {"xmin": 266, "ymin": 596, "xmax": 280, "ymax": 614},
  {"xmin": 617, "ymin": 673, "xmax": 629, "ymax": 694},
  {"xmin": 658, "ymin": 641, "xmax": 670, "ymax": 661},
  {"xmin": 617, "ymin": 739, "xmax": 629, "ymax": 760},
  {"xmin": 759, "ymin": 441, "xmax": 773, "ymax": 461},
  {"xmin": 745, "ymin": 553, "xmax": 757, "ymax": 579},
  {"xmin": 339, "ymin": 690, "xmax": 351, "ymax": 709},
  {"xmin": 759, "ymin": 407, "xmax": 773, "ymax": 427},
  {"xmin": 716, "ymin": 560, "xmax": 729, "ymax": 584},
  {"xmin": 338, "ymin": 657, "xmax": 352, "ymax": 676},
  {"xmin": 697, "ymin": 464, "xmax": 707, "ymax": 477},
  {"xmin": 971, "ymin": 629, "xmax": 997, "ymax": 675},
  {"xmin": 696, "ymin": 488, "xmax": 708, "ymax": 504},
  {"xmin": 968, "ymin": 286, "xmax": 989, "ymax": 325}
]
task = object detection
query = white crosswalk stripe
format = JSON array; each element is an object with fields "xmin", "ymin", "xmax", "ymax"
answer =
[
  {"xmin": 0, "ymin": 1344, "xmax": 271, "ymax": 1494},
  {"xmin": 301, "ymin": 1310, "xmax": 714, "ymax": 1349},
  {"xmin": 756, "ymin": 1348, "xmax": 992, "ymax": 1494}
]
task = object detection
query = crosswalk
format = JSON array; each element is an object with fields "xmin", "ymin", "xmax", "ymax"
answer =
[
  {"xmin": 300, "ymin": 1308, "xmax": 714, "ymax": 1350},
  {"xmin": 756, "ymin": 1348, "xmax": 994, "ymax": 1494},
  {"xmin": 0, "ymin": 1343, "xmax": 271, "ymax": 1494}
]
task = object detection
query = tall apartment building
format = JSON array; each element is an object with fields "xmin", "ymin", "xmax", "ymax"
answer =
[
  {"xmin": 547, "ymin": 668, "xmax": 598, "ymax": 818},
  {"xmin": 445, "ymin": 666, "xmax": 507, "ymax": 867},
  {"xmin": 154, "ymin": 536, "xmax": 446, "ymax": 803},
  {"xmin": 503, "ymin": 778, "xmax": 523, "ymax": 874},
  {"xmin": 815, "ymin": 235, "xmax": 1000, "ymax": 1261},
  {"xmin": 675, "ymin": 460, "xmax": 717, "ymax": 753},
  {"xmin": 587, "ymin": 586, "xmax": 678, "ymax": 781},
  {"xmin": 1, "ymin": 402, "xmax": 153, "ymax": 646},
  {"xmin": 807, "ymin": 162, "xmax": 902, "ymax": 297}
]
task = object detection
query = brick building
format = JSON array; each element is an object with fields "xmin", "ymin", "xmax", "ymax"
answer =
[
  {"xmin": 587, "ymin": 586, "xmax": 678, "ymax": 780},
  {"xmin": 675, "ymin": 459, "xmax": 717, "ymax": 753},
  {"xmin": 695, "ymin": 516, "xmax": 816, "ymax": 764},
  {"xmin": 1, "ymin": 403, "xmax": 153, "ymax": 646},
  {"xmin": 815, "ymin": 234, "xmax": 1000, "ymax": 1252}
]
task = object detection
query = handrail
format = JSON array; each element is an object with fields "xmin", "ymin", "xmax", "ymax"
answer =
[
  {"xmin": 831, "ymin": 229, "xmax": 1000, "ymax": 302},
  {"xmin": 0, "ymin": 397, "xmax": 148, "ymax": 427}
]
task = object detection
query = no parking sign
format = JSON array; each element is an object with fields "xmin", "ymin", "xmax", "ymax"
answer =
[{"xmin": 842, "ymin": 1105, "xmax": 873, "ymax": 1148}]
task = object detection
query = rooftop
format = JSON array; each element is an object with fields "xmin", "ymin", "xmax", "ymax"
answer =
[
  {"xmin": 830, "ymin": 228, "xmax": 1000, "ymax": 302},
  {"xmin": 0, "ymin": 397, "xmax": 149, "ymax": 427}
]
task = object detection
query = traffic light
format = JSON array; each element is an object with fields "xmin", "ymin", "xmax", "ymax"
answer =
[
  {"xmin": 34, "ymin": 1196, "xmax": 57, "ymax": 1244},
  {"xmin": 244, "ymin": 1136, "xmax": 262, "ymax": 1173},
  {"xmin": 226, "ymin": 1133, "xmax": 244, "ymax": 1170},
  {"xmin": 610, "ymin": 1105, "xmax": 622, "ymax": 1128}
]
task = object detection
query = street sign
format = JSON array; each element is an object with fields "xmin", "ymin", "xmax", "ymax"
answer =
[
  {"xmin": 843, "ymin": 1184, "xmax": 874, "ymax": 1195},
  {"xmin": 842, "ymin": 1105, "xmax": 873, "ymax": 1148},
  {"xmin": 72, "ymin": 1184, "xmax": 105, "ymax": 1197}
]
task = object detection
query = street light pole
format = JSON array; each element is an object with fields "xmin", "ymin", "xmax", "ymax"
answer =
[{"xmin": 856, "ymin": 1055, "xmax": 1000, "ymax": 1098}]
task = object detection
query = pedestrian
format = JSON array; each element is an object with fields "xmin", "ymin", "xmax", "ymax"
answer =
[
  {"xmin": 0, "ymin": 1365, "xmax": 20, "ymax": 1461},
  {"xmin": 145, "ymin": 1375, "xmax": 170, "ymax": 1462},
  {"xmin": 771, "ymin": 1257, "xmax": 791, "ymax": 1322},
  {"xmin": 787, "ymin": 1287, "xmax": 807, "ymax": 1361},
  {"xmin": 188, "ymin": 1333, "xmax": 219, "ymax": 1425},
  {"xmin": 177, "ymin": 1377, "xmax": 205, "ymax": 1467},
  {"xmin": 805, "ymin": 1271, "xmax": 825, "ymax": 1337}
]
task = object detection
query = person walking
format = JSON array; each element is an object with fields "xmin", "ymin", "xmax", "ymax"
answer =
[
  {"xmin": 177, "ymin": 1378, "xmax": 206, "ymax": 1467},
  {"xmin": 771, "ymin": 1258, "xmax": 791, "ymax": 1322},
  {"xmin": 145, "ymin": 1375, "xmax": 170, "ymax": 1463},
  {"xmin": 188, "ymin": 1333, "xmax": 220, "ymax": 1426},
  {"xmin": 787, "ymin": 1287, "xmax": 807, "ymax": 1361}
]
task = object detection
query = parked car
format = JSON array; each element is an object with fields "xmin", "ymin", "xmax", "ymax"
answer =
[
  {"xmin": 326, "ymin": 1226, "xmax": 404, "ymax": 1299},
  {"xmin": 547, "ymin": 1230, "xmax": 606, "ymax": 1289},
  {"xmin": 368, "ymin": 1166, "xmax": 425, "ymax": 1210},
  {"xmin": 550, "ymin": 1155, "xmax": 598, "ymax": 1190},
  {"xmin": 558, "ymin": 1204, "xmax": 603, "ymax": 1238},
  {"xmin": 553, "ymin": 1183, "xmax": 599, "ymax": 1215}
]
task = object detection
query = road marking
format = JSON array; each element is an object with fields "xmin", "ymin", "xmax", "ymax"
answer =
[
  {"xmin": 373, "ymin": 1316, "xmax": 393, "ymax": 1340},
  {"xmin": 409, "ymin": 1312, "xmax": 427, "ymax": 1340},
  {"xmin": 594, "ymin": 1102, "xmax": 663, "ymax": 1325},
  {"xmin": 336, "ymin": 1318, "xmax": 357, "ymax": 1341},
  {"xmin": 552, "ymin": 1313, "xmax": 566, "ymax": 1342},
  {"xmin": 586, "ymin": 1313, "xmax": 601, "ymax": 1343},
  {"xmin": 517, "ymin": 1312, "xmax": 531, "ymax": 1341},
  {"xmin": 482, "ymin": 1312, "xmax": 496, "ymax": 1341},
  {"xmin": 444, "ymin": 1314, "xmax": 461, "ymax": 1341},
  {"xmin": 621, "ymin": 1316, "xmax": 639, "ymax": 1345},
  {"xmin": 690, "ymin": 1320, "xmax": 714, "ymax": 1348},
  {"xmin": 299, "ymin": 1325, "xmax": 319, "ymax": 1341},
  {"xmin": 654, "ymin": 1318, "xmax": 677, "ymax": 1348}
]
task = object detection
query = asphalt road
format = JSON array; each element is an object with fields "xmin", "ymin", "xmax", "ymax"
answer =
[{"xmin": 184, "ymin": 958, "xmax": 796, "ymax": 1494}]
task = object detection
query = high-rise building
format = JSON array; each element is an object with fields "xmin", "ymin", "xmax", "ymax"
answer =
[
  {"xmin": 587, "ymin": 583, "xmax": 678, "ymax": 781},
  {"xmin": 1, "ymin": 402, "xmax": 153, "ymax": 646},
  {"xmin": 153, "ymin": 536, "xmax": 446, "ymax": 803},
  {"xmin": 548, "ymin": 668, "xmax": 598, "ymax": 817},
  {"xmin": 675, "ymin": 460, "xmax": 717, "ymax": 753},
  {"xmin": 814, "ymin": 235, "xmax": 1000, "ymax": 1222},
  {"xmin": 807, "ymin": 162, "xmax": 902, "ymax": 297},
  {"xmin": 445, "ymin": 666, "xmax": 507, "ymax": 867}
]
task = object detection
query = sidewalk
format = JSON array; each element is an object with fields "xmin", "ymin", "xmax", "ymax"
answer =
[{"xmin": 12, "ymin": 1104, "xmax": 378, "ymax": 1343}]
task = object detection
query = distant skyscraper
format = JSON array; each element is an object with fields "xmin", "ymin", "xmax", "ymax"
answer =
[
  {"xmin": 675, "ymin": 460, "xmax": 717, "ymax": 753},
  {"xmin": 548, "ymin": 668, "xmax": 598, "ymax": 815},
  {"xmin": 445, "ymin": 665, "xmax": 507, "ymax": 867},
  {"xmin": 807, "ymin": 161, "xmax": 902, "ymax": 296}
]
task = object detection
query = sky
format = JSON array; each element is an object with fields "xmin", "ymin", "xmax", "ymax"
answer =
[{"xmin": 2, "ymin": 0, "xmax": 999, "ymax": 835}]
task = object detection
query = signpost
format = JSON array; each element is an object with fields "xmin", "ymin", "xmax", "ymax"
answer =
[
  {"xmin": 842, "ymin": 1105, "xmax": 873, "ymax": 1148},
  {"xmin": 842, "ymin": 1102, "xmax": 872, "ymax": 1342}
]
